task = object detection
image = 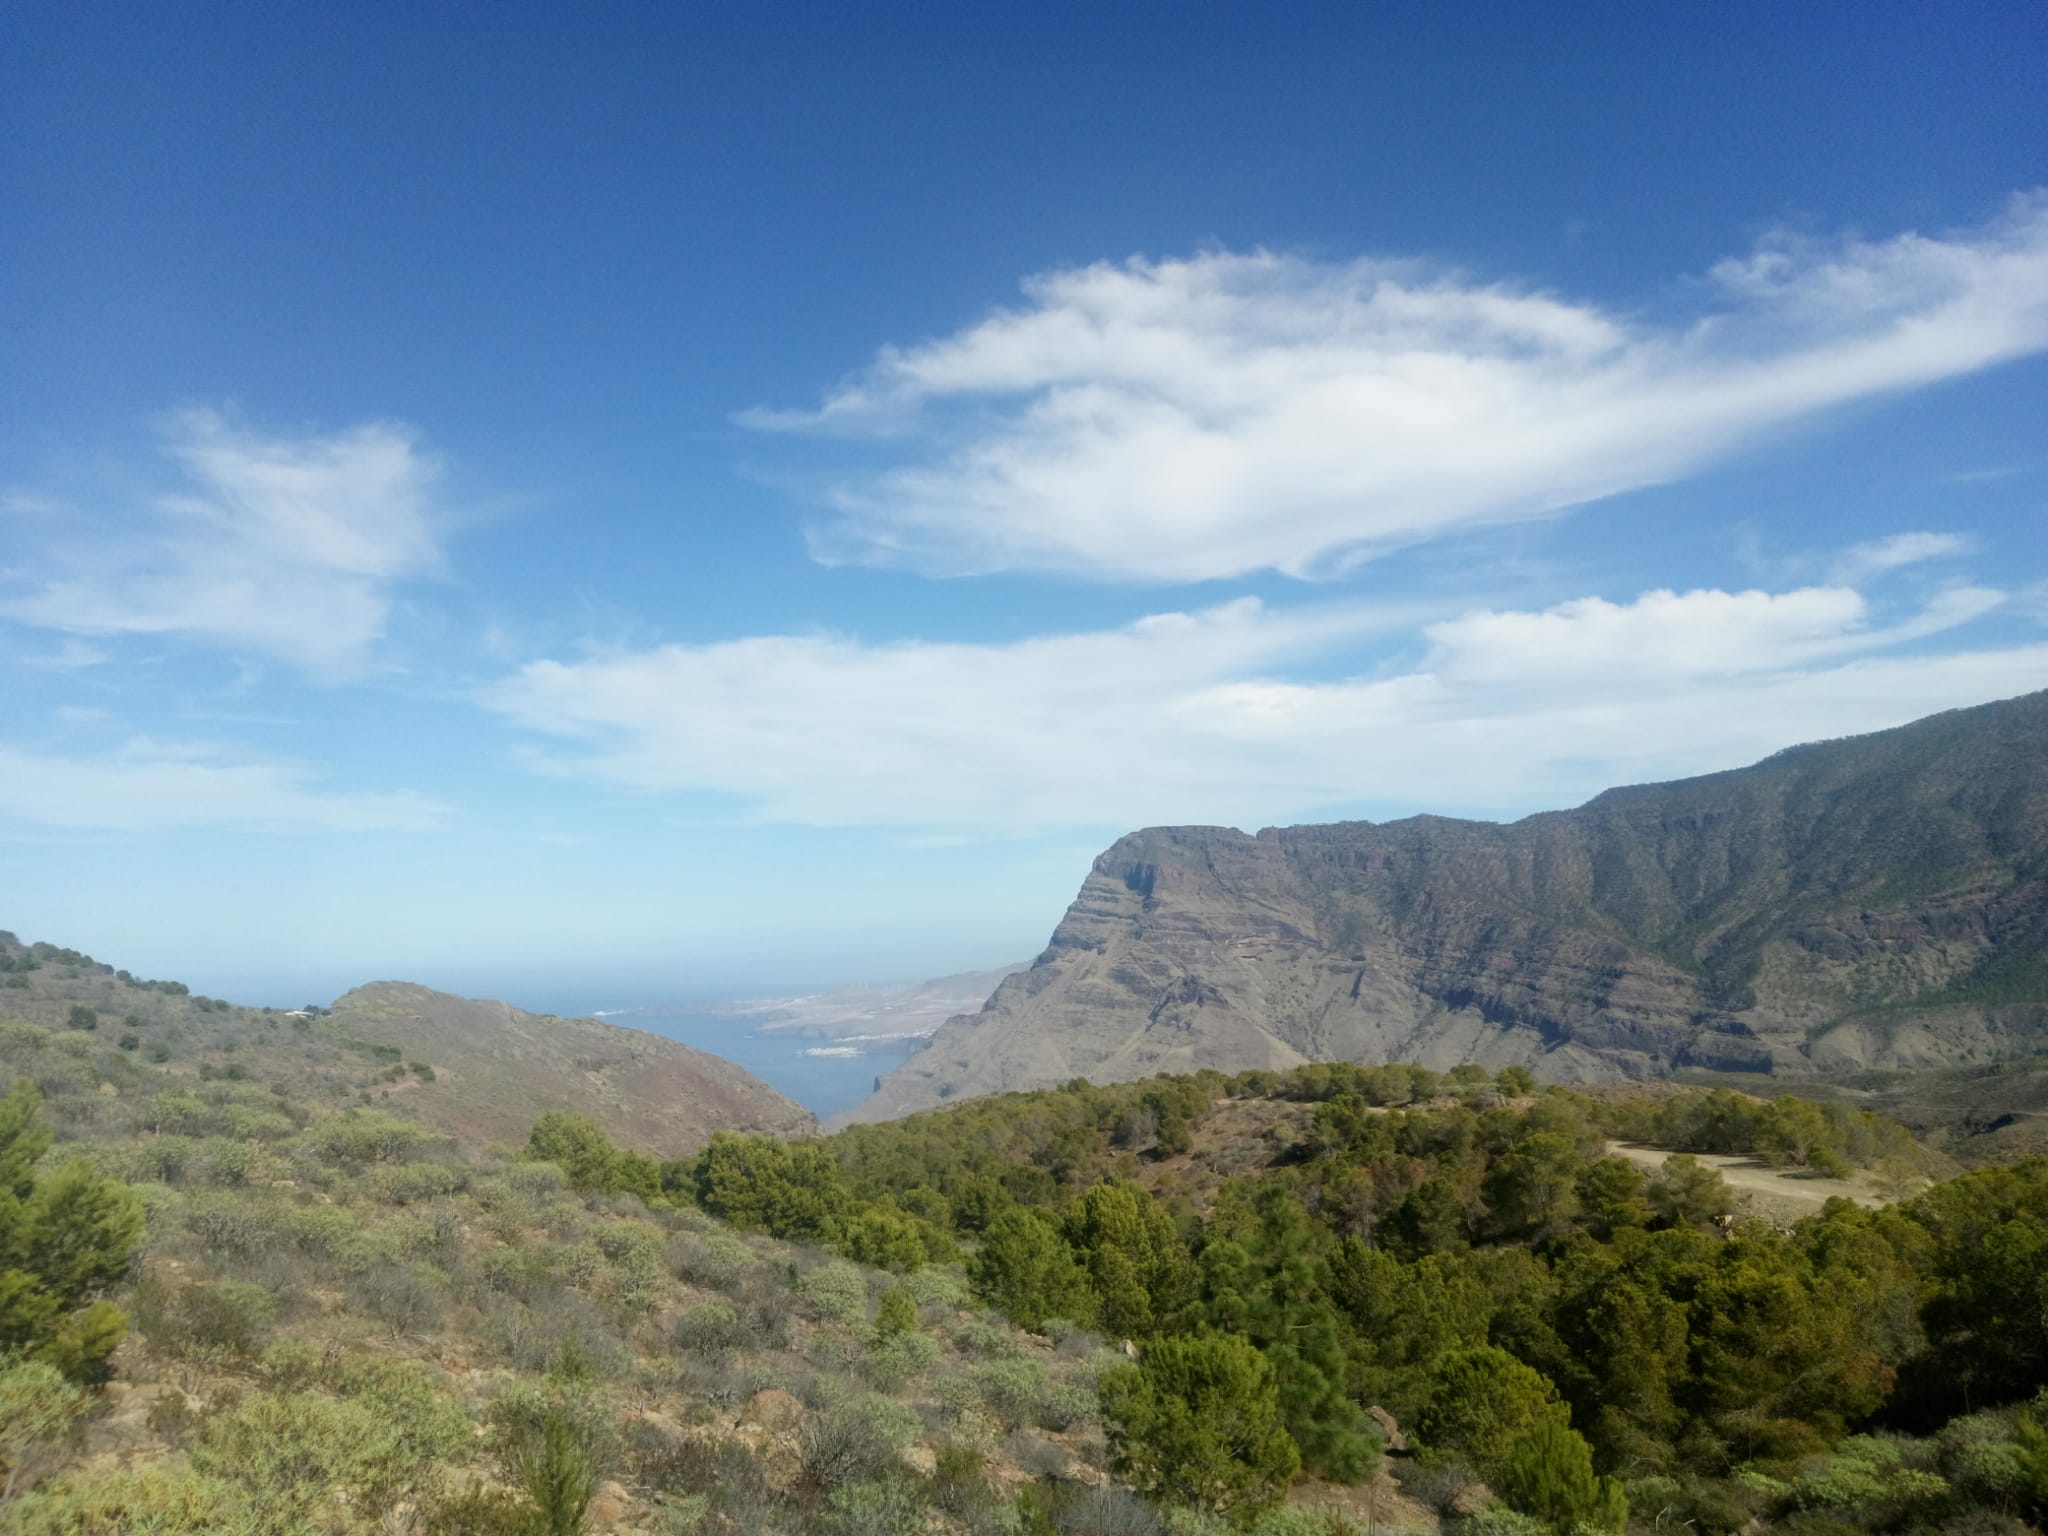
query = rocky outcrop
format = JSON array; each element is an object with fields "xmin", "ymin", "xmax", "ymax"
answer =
[{"xmin": 848, "ymin": 690, "xmax": 2048, "ymax": 1122}]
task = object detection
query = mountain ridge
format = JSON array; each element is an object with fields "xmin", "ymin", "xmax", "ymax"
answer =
[
  {"xmin": 846, "ymin": 688, "xmax": 2048, "ymax": 1122},
  {"xmin": 325, "ymin": 979, "xmax": 816, "ymax": 1149},
  {"xmin": 0, "ymin": 934, "xmax": 815, "ymax": 1152}
]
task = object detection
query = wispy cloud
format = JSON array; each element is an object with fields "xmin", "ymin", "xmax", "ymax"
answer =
[
  {"xmin": 748, "ymin": 195, "xmax": 2048, "ymax": 583},
  {"xmin": 0, "ymin": 409, "xmax": 444, "ymax": 677},
  {"xmin": 483, "ymin": 582, "xmax": 2040, "ymax": 831},
  {"xmin": 1828, "ymin": 531, "xmax": 1975, "ymax": 584},
  {"xmin": 0, "ymin": 738, "xmax": 451, "ymax": 832}
]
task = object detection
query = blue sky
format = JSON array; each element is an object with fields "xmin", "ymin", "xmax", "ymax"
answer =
[{"xmin": 3, "ymin": 1, "xmax": 2046, "ymax": 1008}]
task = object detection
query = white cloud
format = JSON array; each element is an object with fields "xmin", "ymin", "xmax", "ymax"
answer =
[
  {"xmin": 1827, "ymin": 530, "xmax": 1974, "ymax": 584},
  {"xmin": 0, "ymin": 739, "xmax": 451, "ymax": 832},
  {"xmin": 484, "ymin": 583, "xmax": 2044, "ymax": 831},
  {"xmin": 0, "ymin": 409, "xmax": 443, "ymax": 677},
  {"xmin": 749, "ymin": 195, "xmax": 2048, "ymax": 582}
]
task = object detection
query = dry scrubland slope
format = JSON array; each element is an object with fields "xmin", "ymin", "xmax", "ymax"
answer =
[
  {"xmin": 0, "ymin": 940, "xmax": 1138, "ymax": 1535},
  {"xmin": 6, "ymin": 926, "xmax": 2048, "ymax": 1536},
  {"xmin": 855, "ymin": 690, "xmax": 2048, "ymax": 1122},
  {"xmin": 325, "ymin": 981, "xmax": 816, "ymax": 1150},
  {"xmin": 0, "ymin": 935, "xmax": 812, "ymax": 1156}
]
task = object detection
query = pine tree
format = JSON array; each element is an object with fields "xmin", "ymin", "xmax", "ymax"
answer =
[
  {"xmin": 1214, "ymin": 1185, "xmax": 1380, "ymax": 1482},
  {"xmin": 1496, "ymin": 1418, "xmax": 1628, "ymax": 1534},
  {"xmin": 1100, "ymin": 1332, "xmax": 1300, "ymax": 1516},
  {"xmin": 968, "ymin": 1207, "xmax": 1096, "ymax": 1330},
  {"xmin": 0, "ymin": 1081, "xmax": 143, "ymax": 1381}
]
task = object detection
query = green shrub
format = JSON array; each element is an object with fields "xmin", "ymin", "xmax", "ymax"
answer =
[
  {"xmin": 482, "ymin": 1246, "xmax": 556, "ymax": 1299},
  {"xmin": 305, "ymin": 1109, "xmax": 447, "ymax": 1165},
  {"xmin": 190, "ymin": 1389, "xmax": 431, "ymax": 1527},
  {"xmin": 954, "ymin": 1319, "xmax": 1020, "ymax": 1359},
  {"xmin": 908, "ymin": 1268, "xmax": 971, "ymax": 1310},
  {"xmin": 182, "ymin": 1192, "xmax": 288, "ymax": 1258},
  {"xmin": 0, "ymin": 1357, "xmax": 88, "ymax": 1501},
  {"xmin": 351, "ymin": 1262, "xmax": 445, "ymax": 1335},
  {"xmin": 875, "ymin": 1284, "xmax": 918, "ymax": 1335},
  {"xmin": 200, "ymin": 1140, "xmax": 257, "ymax": 1186},
  {"xmin": 669, "ymin": 1228, "xmax": 759, "ymax": 1292},
  {"xmin": 798, "ymin": 1260, "xmax": 871, "ymax": 1325},
  {"xmin": 7, "ymin": 1466, "xmax": 262, "ymax": 1536},
  {"xmin": 490, "ymin": 1387, "xmax": 617, "ymax": 1536},
  {"xmin": 860, "ymin": 1329, "xmax": 941, "ymax": 1391},
  {"xmin": 973, "ymin": 1358, "xmax": 1049, "ymax": 1428},
  {"xmin": 146, "ymin": 1279, "xmax": 278, "ymax": 1362},
  {"xmin": 799, "ymin": 1395, "xmax": 923, "ymax": 1490},
  {"xmin": 368, "ymin": 1161, "xmax": 465, "ymax": 1205},
  {"xmin": 824, "ymin": 1478, "xmax": 927, "ymax": 1536},
  {"xmin": 1035, "ymin": 1380, "xmax": 1099, "ymax": 1432},
  {"xmin": 1456, "ymin": 1511, "xmax": 1552, "ymax": 1536},
  {"xmin": 259, "ymin": 1337, "xmax": 326, "ymax": 1391},
  {"xmin": 676, "ymin": 1303, "xmax": 749, "ymax": 1358}
]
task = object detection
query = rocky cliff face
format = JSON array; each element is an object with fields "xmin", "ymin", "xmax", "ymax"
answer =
[{"xmin": 848, "ymin": 690, "xmax": 2048, "ymax": 1122}]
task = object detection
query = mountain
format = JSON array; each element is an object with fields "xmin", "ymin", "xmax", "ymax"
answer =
[
  {"xmin": 323, "ymin": 980, "xmax": 816, "ymax": 1149},
  {"xmin": 0, "ymin": 934, "xmax": 814, "ymax": 1152},
  {"xmin": 847, "ymin": 689, "xmax": 2048, "ymax": 1122}
]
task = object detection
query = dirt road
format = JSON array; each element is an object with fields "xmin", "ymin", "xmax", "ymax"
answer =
[{"xmin": 1607, "ymin": 1142, "xmax": 1882, "ymax": 1211}]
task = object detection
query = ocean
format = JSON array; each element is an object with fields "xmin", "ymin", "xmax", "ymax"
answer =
[{"xmin": 587, "ymin": 1005, "xmax": 922, "ymax": 1119}]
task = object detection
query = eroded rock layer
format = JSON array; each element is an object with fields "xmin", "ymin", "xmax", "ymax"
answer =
[{"xmin": 850, "ymin": 690, "xmax": 2048, "ymax": 1121}]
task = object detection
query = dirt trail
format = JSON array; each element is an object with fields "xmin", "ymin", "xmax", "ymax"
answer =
[{"xmin": 1607, "ymin": 1142, "xmax": 1883, "ymax": 1210}]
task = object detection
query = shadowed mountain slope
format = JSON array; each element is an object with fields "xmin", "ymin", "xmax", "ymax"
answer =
[{"xmin": 849, "ymin": 689, "xmax": 2048, "ymax": 1122}]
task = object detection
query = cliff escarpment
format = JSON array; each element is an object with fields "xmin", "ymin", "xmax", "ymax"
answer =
[{"xmin": 849, "ymin": 689, "xmax": 2048, "ymax": 1121}]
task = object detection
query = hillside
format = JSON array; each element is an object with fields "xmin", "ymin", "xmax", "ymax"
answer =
[
  {"xmin": 0, "ymin": 933, "xmax": 813, "ymax": 1155},
  {"xmin": 7, "ymin": 920, "xmax": 2048, "ymax": 1536},
  {"xmin": 327, "ymin": 980, "xmax": 815, "ymax": 1151},
  {"xmin": 852, "ymin": 689, "xmax": 2048, "ymax": 1122}
]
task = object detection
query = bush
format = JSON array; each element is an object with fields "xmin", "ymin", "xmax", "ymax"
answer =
[
  {"xmin": 6, "ymin": 1466, "xmax": 261, "ymax": 1536},
  {"xmin": 351, "ymin": 1262, "xmax": 444, "ymax": 1335},
  {"xmin": 955, "ymin": 1319, "xmax": 1021, "ymax": 1359},
  {"xmin": 974, "ymin": 1358, "xmax": 1050, "ymax": 1428},
  {"xmin": 825, "ymin": 1479, "xmax": 927, "ymax": 1536},
  {"xmin": 669, "ymin": 1229, "xmax": 758, "ymax": 1292},
  {"xmin": 860, "ymin": 1328, "xmax": 941, "ymax": 1391},
  {"xmin": 1036, "ymin": 1380, "xmax": 1099, "ymax": 1432},
  {"xmin": 189, "ymin": 1388, "xmax": 433, "ymax": 1527},
  {"xmin": 876, "ymin": 1284, "xmax": 918, "ymax": 1335},
  {"xmin": 510, "ymin": 1406, "xmax": 602, "ymax": 1536},
  {"xmin": 909, "ymin": 1268, "xmax": 971, "ymax": 1310},
  {"xmin": 799, "ymin": 1395, "xmax": 923, "ymax": 1490},
  {"xmin": 675, "ymin": 1302, "xmax": 750, "ymax": 1358},
  {"xmin": 1456, "ymin": 1511, "xmax": 1552, "ymax": 1536},
  {"xmin": 798, "ymin": 1259, "xmax": 871, "ymax": 1325},
  {"xmin": 0, "ymin": 1357, "xmax": 88, "ymax": 1501},
  {"xmin": 136, "ymin": 1278, "xmax": 278, "ymax": 1362}
]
